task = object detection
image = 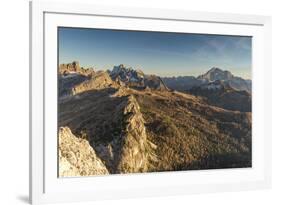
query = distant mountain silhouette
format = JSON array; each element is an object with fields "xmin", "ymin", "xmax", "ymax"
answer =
[{"xmin": 163, "ymin": 67, "xmax": 251, "ymax": 92}]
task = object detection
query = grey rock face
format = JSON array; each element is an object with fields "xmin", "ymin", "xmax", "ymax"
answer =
[{"xmin": 59, "ymin": 127, "xmax": 109, "ymax": 177}]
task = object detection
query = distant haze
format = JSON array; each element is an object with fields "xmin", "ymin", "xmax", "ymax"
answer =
[{"xmin": 59, "ymin": 27, "xmax": 252, "ymax": 79}]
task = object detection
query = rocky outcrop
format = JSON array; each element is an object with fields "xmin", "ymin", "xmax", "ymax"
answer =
[
  {"xmin": 115, "ymin": 95, "xmax": 157, "ymax": 173},
  {"xmin": 59, "ymin": 127, "xmax": 109, "ymax": 177},
  {"xmin": 59, "ymin": 61, "xmax": 94, "ymax": 76},
  {"xmin": 58, "ymin": 61, "xmax": 96, "ymax": 98},
  {"xmin": 143, "ymin": 75, "xmax": 169, "ymax": 91},
  {"xmin": 71, "ymin": 71, "xmax": 119, "ymax": 95}
]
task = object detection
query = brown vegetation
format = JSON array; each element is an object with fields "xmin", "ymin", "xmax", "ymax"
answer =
[{"xmin": 58, "ymin": 62, "xmax": 252, "ymax": 177}]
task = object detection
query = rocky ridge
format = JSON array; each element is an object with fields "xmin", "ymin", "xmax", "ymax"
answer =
[
  {"xmin": 59, "ymin": 86, "xmax": 157, "ymax": 175},
  {"xmin": 114, "ymin": 95, "xmax": 157, "ymax": 173},
  {"xmin": 71, "ymin": 71, "xmax": 119, "ymax": 95}
]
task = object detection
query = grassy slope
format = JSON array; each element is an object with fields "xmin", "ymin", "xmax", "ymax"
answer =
[
  {"xmin": 59, "ymin": 88, "xmax": 252, "ymax": 173},
  {"xmin": 133, "ymin": 90, "xmax": 251, "ymax": 171}
]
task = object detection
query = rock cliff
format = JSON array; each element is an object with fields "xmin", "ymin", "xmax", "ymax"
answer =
[
  {"xmin": 59, "ymin": 127, "xmax": 109, "ymax": 177},
  {"xmin": 59, "ymin": 61, "xmax": 94, "ymax": 76}
]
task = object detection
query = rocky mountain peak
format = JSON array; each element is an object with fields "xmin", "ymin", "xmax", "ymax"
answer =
[
  {"xmin": 112, "ymin": 64, "xmax": 125, "ymax": 73},
  {"xmin": 59, "ymin": 61, "xmax": 95, "ymax": 77},
  {"xmin": 198, "ymin": 67, "xmax": 234, "ymax": 82},
  {"xmin": 111, "ymin": 64, "xmax": 144, "ymax": 79},
  {"xmin": 209, "ymin": 67, "xmax": 222, "ymax": 72},
  {"xmin": 71, "ymin": 71, "xmax": 119, "ymax": 95},
  {"xmin": 109, "ymin": 64, "xmax": 169, "ymax": 90}
]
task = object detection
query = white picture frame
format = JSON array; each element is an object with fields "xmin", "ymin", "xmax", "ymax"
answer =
[{"xmin": 29, "ymin": 1, "xmax": 272, "ymax": 204}]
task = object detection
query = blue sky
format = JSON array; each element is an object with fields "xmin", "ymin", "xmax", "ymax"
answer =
[{"xmin": 58, "ymin": 27, "xmax": 252, "ymax": 79}]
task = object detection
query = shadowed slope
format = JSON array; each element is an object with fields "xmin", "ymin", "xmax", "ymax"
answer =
[{"xmin": 59, "ymin": 88, "xmax": 156, "ymax": 174}]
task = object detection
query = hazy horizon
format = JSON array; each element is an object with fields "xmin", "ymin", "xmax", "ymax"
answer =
[{"xmin": 59, "ymin": 27, "xmax": 252, "ymax": 79}]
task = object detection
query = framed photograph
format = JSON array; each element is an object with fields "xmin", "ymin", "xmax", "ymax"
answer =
[{"xmin": 30, "ymin": 1, "xmax": 272, "ymax": 204}]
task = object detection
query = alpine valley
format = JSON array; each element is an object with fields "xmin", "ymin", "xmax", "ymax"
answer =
[{"xmin": 58, "ymin": 61, "xmax": 252, "ymax": 177}]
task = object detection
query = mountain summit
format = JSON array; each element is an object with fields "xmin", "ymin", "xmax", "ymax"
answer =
[
  {"xmin": 198, "ymin": 67, "xmax": 234, "ymax": 82},
  {"xmin": 110, "ymin": 64, "xmax": 168, "ymax": 90},
  {"xmin": 163, "ymin": 67, "xmax": 251, "ymax": 93},
  {"xmin": 110, "ymin": 64, "xmax": 145, "ymax": 83}
]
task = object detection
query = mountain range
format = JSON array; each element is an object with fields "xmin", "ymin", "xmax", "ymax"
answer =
[
  {"xmin": 163, "ymin": 67, "xmax": 251, "ymax": 93},
  {"xmin": 110, "ymin": 64, "xmax": 168, "ymax": 90},
  {"xmin": 59, "ymin": 62, "xmax": 251, "ymax": 95},
  {"xmin": 58, "ymin": 61, "xmax": 252, "ymax": 177}
]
